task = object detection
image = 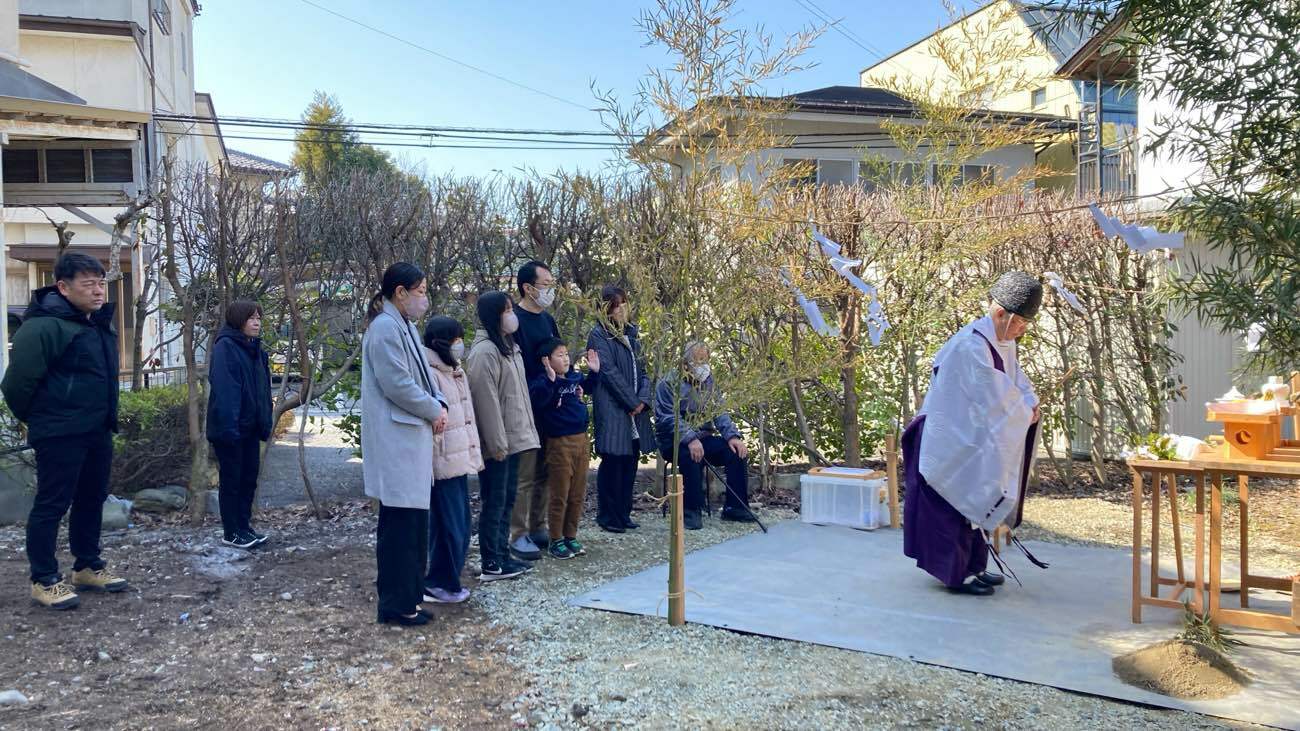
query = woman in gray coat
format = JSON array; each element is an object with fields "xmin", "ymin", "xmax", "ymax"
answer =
[
  {"xmin": 586, "ymin": 285, "xmax": 654, "ymax": 532},
  {"xmin": 361, "ymin": 263, "xmax": 446, "ymax": 627}
]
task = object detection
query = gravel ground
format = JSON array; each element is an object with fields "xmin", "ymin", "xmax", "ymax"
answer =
[{"xmin": 472, "ymin": 502, "xmax": 1245, "ymax": 730}]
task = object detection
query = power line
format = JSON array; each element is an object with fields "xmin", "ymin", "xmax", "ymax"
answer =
[
  {"xmin": 795, "ymin": 0, "xmax": 888, "ymax": 62},
  {"xmin": 794, "ymin": 0, "xmax": 910, "ymax": 79},
  {"xmin": 167, "ymin": 127, "xmax": 980, "ymax": 154},
  {"xmin": 154, "ymin": 112, "xmax": 926, "ymax": 140},
  {"xmin": 295, "ymin": 0, "xmax": 593, "ymax": 112},
  {"xmin": 170, "ymin": 129, "xmax": 624, "ymax": 151},
  {"xmin": 154, "ymin": 112, "xmax": 622, "ymax": 137}
]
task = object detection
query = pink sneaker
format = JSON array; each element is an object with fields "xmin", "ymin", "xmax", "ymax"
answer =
[{"xmin": 424, "ymin": 586, "xmax": 471, "ymax": 604}]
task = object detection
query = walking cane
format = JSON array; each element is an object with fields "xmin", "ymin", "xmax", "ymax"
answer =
[{"xmin": 703, "ymin": 461, "xmax": 768, "ymax": 533}]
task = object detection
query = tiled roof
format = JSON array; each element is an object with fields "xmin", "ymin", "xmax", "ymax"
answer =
[
  {"xmin": 227, "ymin": 149, "xmax": 295, "ymax": 177},
  {"xmin": 779, "ymin": 85, "xmax": 1074, "ymax": 130}
]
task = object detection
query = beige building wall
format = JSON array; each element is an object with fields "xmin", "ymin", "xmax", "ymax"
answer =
[
  {"xmin": 860, "ymin": 1, "xmax": 1080, "ymax": 116},
  {"xmin": 18, "ymin": 33, "xmax": 147, "ymax": 110},
  {"xmin": 859, "ymin": 0, "xmax": 1079, "ymax": 193}
]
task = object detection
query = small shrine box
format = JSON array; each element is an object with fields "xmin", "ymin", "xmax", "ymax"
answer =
[{"xmin": 1205, "ymin": 403, "xmax": 1298, "ymax": 462}]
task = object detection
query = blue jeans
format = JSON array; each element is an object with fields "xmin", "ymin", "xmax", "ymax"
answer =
[
  {"xmin": 427, "ymin": 475, "xmax": 471, "ymax": 592},
  {"xmin": 477, "ymin": 454, "xmax": 520, "ymax": 567}
]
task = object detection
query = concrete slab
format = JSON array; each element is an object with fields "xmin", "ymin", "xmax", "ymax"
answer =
[{"xmin": 571, "ymin": 521, "xmax": 1300, "ymax": 729}]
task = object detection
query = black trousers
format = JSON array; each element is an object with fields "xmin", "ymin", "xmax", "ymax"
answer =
[
  {"xmin": 211, "ymin": 436, "xmax": 261, "ymax": 536},
  {"xmin": 477, "ymin": 455, "xmax": 519, "ymax": 567},
  {"xmin": 596, "ymin": 453, "xmax": 639, "ymax": 528},
  {"xmin": 664, "ymin": 434, "xmax": 749, "ymax": 513},
  {"xmin": 27, "ymin": 431, "xmax": 114, "ymax": 584},
  {"xmin": 376, "ymin": 502, "xmax": 429, "ymax": 619}
]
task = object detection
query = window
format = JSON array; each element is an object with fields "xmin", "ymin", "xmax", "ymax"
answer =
[
  {"xmin": 2, "ymin": 149, "xmax": 39, "ymax": 183},
  {"xmin": 962, "ymin": 164, "xmax": 995, "ymax": 186},
  {"xmin": 2, "ymin": 147, "xmax": 136, "ymax": 185},
  {"xmin": 817, "ymin": 160, "xmax": 855, "ymax": 187},
  {"xmin": 931, "ymin": 163, "xmax": 996, "ymax": 187},
  {"xmin": 932, "ymin": 163, "xmax": 961, "ymax": 188},
  {"xmin": 46, "ymin": 149, "xmax": 88, "ymax": 183},
  {"xmin": 92, "ymin": 149, "xmax": 134, "ymax": 183},
  {"xmin": 1031, "ymin": 86, "xmax": 1047, "ymax": 109},
  {"xmin": 779, "ymin": 159, "xmax": 817, "ymax": 187},
  {"xmin": 152, "ymin": 0, "xmax": 172, "ymax": 34},
  {"xmin": 859, "ymin": 161, "xmax": 922, "ymax": 191}
]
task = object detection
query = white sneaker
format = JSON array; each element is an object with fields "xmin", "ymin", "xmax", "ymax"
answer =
[{"xmin": 509, "ymin": 534, "xmax": 541, "ymax": 559}]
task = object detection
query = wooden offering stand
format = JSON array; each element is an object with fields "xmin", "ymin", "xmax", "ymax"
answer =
[{"xmin": 1193, "ymin": 401, "xmax": 1300, "ymax": 634}]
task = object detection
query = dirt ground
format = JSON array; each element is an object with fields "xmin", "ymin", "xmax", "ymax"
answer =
[{"xmin": 0, "ymin": 503, "xmax": 524, "ymax": 731}]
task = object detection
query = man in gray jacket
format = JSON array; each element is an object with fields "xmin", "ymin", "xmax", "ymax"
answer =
[{"xmin": 654, "ymin": 341, "xmax": 754, "ymax": 530}]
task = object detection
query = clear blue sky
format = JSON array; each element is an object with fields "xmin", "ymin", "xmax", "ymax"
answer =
[{"xmin": 194, "ymin": 0, "xmax": 953, "ymax": 178}]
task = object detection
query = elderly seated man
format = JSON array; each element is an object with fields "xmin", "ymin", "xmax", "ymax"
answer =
[{"xmin": 654, "ymin": 341, "xmax": 754, "ymax": 530}]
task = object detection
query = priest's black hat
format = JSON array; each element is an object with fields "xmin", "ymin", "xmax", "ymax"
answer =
[{"xmin": 990, "ymin": 271, "xmax": 1043, "ymax": 319}]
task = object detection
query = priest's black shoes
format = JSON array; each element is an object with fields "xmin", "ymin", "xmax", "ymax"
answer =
[
  {"xmin": 947, "ymin": 580, "xmax": 995, "ymax": 596},
  {"xmin": 973, "ymin": 571, "xmax": 1005, "ymax": 587}
]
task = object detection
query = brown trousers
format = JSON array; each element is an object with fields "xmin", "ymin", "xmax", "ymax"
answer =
[
  {"xmin": 545, "ymin": 434, "xmax": 590, "ymax": 542},
  {"xmin": 510, "ymin": 447, "xmax": 548, "ymax": 542}
]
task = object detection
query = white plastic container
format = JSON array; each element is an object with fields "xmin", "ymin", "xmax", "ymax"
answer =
[{"xmin": 800, "ymin": 467, "xmax": 890, "ymax": 530}]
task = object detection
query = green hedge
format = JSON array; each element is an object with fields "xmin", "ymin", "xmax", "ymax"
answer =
[{"xmin": 111, "ymin": 385, "xmax": 191, "ymax": 495}]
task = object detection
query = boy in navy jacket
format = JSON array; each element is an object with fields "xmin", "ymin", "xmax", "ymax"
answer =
[{"xmin": 528, "ymin": 338, "xmax": 599, "ymax": 559}]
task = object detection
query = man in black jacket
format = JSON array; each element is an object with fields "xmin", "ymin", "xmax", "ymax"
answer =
[
  {"xmin": 2, "ymin": 253, "xmax": 127, "ymax": 610},
  {"xmin": 510, "ymin": 260, "xmax": 560, "ymax": 560}
]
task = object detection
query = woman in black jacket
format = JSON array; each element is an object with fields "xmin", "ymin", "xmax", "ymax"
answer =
[{"xmin": 207, "ymin": 300, "xmax": 273, "ymax": 549}]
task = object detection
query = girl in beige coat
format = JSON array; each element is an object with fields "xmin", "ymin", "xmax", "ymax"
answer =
[
  {"xmin": 465, "ymin": 292, "xmax": 540, "ymax": 581},
  {"xmin": 422, "ymin": 316, "xmax": 483, "ymax": 604}
]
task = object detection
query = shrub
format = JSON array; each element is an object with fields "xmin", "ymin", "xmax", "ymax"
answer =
[{"xmin": 111, "ymin": 385, "xmax": 190, "ymax": 495}]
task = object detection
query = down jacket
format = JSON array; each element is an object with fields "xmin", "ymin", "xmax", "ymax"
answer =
[{"xmin": 427, "ymin": 348, "xmax": 485, "ymax": 480}]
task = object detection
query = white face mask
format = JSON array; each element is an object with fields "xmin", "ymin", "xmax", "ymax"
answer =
[
  {"xmin": 450, "ymin": 340, "xmax": 465, "ymax": 361},
  {"xmin": 534, "ymin": 286, "xmax": 556, "ymax": 309},
  {"xmin": 993, "ymin": 312, "xmax": 1020, "ymax": 345},
  {"xmin": 403, "ymin": 293, "xmax": 429, "ymax": 321},
  {"xmin": 691, "ymin": 363, "xmax": 711, "ymax": 382},
  {"xmin": 501, "ymin": 311, "xmax": 519, "ymax": 335}
]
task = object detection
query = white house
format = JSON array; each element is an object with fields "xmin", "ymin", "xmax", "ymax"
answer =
[
  {"xmin": 0, "ymin": 0, "xmax": 227, "ymax": 379},
  {"xmin": 653, "ymin": 84, "xmax": 1072, "ymax": 191}
]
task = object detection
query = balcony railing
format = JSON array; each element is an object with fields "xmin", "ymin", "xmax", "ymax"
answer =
[{"xmin": 1078, "ymin": 143, "xmax": 1138, "ymax": 197}]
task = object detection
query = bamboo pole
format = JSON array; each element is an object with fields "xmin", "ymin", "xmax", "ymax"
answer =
[
  {"xmin": 884, "ymin": 433, "xmax": 901, "ymax": 528},
  {"xmin": 668, "ymin": 474, "xmax": 686, "ymax": 626},
  {"xmin": 1290, "ymin": 372, "xmax": 1299, "ymax": 439}
]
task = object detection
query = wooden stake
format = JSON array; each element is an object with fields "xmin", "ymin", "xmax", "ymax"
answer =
[
  {"xmin": 1292, "ymin": 577, "xmax": 1299, "ymax": 629},
  {"xmin": 1131, "ymin": 468, "xmax": 1143, "ymax": 623},
  {"xmin": 885, "ymin": 433, "xmax": 901, "ymax": 528},
  {"xmin": 1239, "ymin": 475, "xmax": 1250, "ymax": 608},
  {"xmin": 1291, "ymin": 372, "xmax": 1299, "ymax": 439},
  {"xmin": 668, "ymin": 474, "xmax": 686, "ymax": 626}
]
